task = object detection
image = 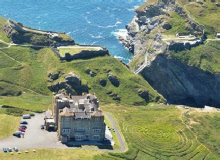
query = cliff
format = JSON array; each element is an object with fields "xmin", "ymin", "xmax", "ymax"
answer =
[{"xmin": 122, "ymin": 0, "xmax": 220, "ymax": 107}]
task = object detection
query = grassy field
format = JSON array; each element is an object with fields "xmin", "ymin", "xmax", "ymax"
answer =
[
  {"xmin": 58, "ymin": 45, "xmax": 102, "ymax": 57},
  {"xmin": 0, "ymin": 113, "xmax": 20, "ymax": 139},
  {"xmin": 186, "ymin": 110, "xmax": 220, "ymax": 156},
  {"xmin": 0, "ymin": 149, "xmax": 102, "ymax": 160},
  {"xmin": 1, "ymin": 104, "xmax": 220, "ymax": 159},
  {"xmin": 0, "ymin": 94, "xmax": 52, "ymax": 112},
  {"xmin": 94, "ymin": 104, "xmax": 220, "ymax": 160},
  {"xmin": 177, "ymin": 0, "xmax": 220, "ymax": 38},
  {"xmin": 170, "ymin": 41, "xmax": 220, "ymax": 74}
]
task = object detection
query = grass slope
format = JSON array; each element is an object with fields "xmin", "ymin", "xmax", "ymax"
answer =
[
  {"xmin": 65, "ymin": 56, "xmax": 164, "ymax": 106},
  {"xmin": 0, "ymin": 43, "xmax": 164, "ymax": 111},
  {"xmin": 186, "ymin": 111, "xmax": 220, "ymax": 157},
  {"xmin": 177, "ymin": 0, "xmax": 220, "ymax": 38},
  {"xmin": 170, "ymin": 41, "xmax": 220, "ymax": 74},
  {"xmin": 164, "ymin": 11, "xmax": 189, "ymax": 36},
  {"xmin": 94, "ymin": 104, "xmax": 220, "ymax": 160},
  {"xmin": 0, "ymin": 113, "xmax": 20, "ymax": 139}
]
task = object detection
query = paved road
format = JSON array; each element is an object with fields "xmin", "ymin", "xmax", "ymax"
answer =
[
  {"xmin": 0, "ymin": 113, "xmax": 126, "ymax": 152},
  {"xmin": 104, "ymin": 112, "xmax": 126, "ymax": 152}
]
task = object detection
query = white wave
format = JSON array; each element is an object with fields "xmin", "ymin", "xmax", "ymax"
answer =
[
  {"xmin": 94, "ymin": 7, "xmax": 101, "ymax": 11},
  {"xmin": 84, "ymin": 16, "xmax": 91, "ymax": 24},
  {"xmin": 73, "ymin": 30, "xmax": 78, "ymax": 33},
  {"xmin": 67, "ymin": 32, "xmax": 71, "ymax": 35},
  {"xmin": 98, "ymin": 21, "xmax": 122, "ymax": 29},
  {"xmin": 89, "ymin": 34, "xmax": 103, "ymax": 39},
  {"xmin": 127, "ymin": 5, "xmax": 139, "ymax": 12},
  {"xmin": 91, "ymin": 41, "xmax": 98, "ymax": 45},
  {"xmin": 112, "ymin": 29, "xmax": 128, "ymax": 39}
]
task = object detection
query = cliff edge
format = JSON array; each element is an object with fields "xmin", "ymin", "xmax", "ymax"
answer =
[{"xmin": 122, "ymin": 0, "xmax": 220, "ymax": 107}]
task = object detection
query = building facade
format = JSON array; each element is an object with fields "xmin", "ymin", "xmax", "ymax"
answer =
[{"xmin": 50, "ymin": 93, "xmax": 105, "ymax": 143}]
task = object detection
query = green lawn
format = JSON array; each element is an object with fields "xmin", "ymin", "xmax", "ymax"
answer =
[
  {"xmin": 0, "ymin": 94, "xmax": 52, "ymax": 112},
  {"xmin": 0, "ymin": 149, "xmax": 102, "ymax": 160},
  {"xmin": 170, "ymin": 41, "xmax": 220, "ymax": 74},
  {"xmin": 58, "ymin": 45, "xmax": 101, "ymax": 57},
  {"xmin": 0, "ymin": 113, "xmax": 20, "ymax": 139}
]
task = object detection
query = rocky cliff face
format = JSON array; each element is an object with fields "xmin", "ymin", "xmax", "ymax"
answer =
[
  {"xmin": 123, "ymin": 0, "xmax": 220, "ymax": 107},
  {"xmin": 141, "ymin": 54, "xmax": 220, "ymax": 107}
]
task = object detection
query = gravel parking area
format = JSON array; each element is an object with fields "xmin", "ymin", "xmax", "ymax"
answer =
[
  {"xmin": 0, "ymin": 113, "xmax": 66, "ymax": 151},
  {"xmin": 0, "ymin": 113, "xmax": 116, "ymax": 151}
]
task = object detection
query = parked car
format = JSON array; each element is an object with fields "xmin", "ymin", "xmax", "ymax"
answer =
[
  {"xmin": 20, "ymin": 125, "xmax": 27, "ymax": 129},
  {"xmin": 20, "ymin": 121, "xmax": 28, "ymax": 125},
  {"xmin": 18, "ymin": 128, "xmax": 25, "ymax": 132},
  {"xmin": 13, "ymin": 131, "xmax": 22, "ymax": 137},
  {"xmin": 7, "ymin": 148, "xmax": 12, "ymax": 152},
  {"xmin": 41, "ymin": 125, "xmax": 44, "ymax": 129},
  {"xmin": 3, "ymin": 148, "xmax": 7, "ymax": 152},
  {"xmin": 13, "ymin": 147, "xmax": 18, "ymax": 152},
  {"xmin": 22, "ymin": 115, "xmax": 31, "ymax": 119}
]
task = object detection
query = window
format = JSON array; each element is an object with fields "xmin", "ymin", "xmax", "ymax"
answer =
[
  {"xmin": 94, "ymin": 135, "xmax": 100, "ymax": 140},
  {"xmin": 62, "ymin": 129, "xmax": 70, "ymax": 133},
  {"xmin": 93, "ymin": 129, "xmax": 101, "ymax": 133},
  {"xmin": 64, "ymin": 117, "xmax": 70, "ymax": 122},
  {"xmin": 95, "ymin": 117, "xmax": 99, "ymax": 122},
  {"xmin": 75, "ymin": 135, "xmax": 84, "ymax": 140}
]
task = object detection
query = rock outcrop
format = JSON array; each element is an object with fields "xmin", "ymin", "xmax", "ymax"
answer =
[
  {"xmin": 4, "ymin": 19, "xmax": 75, "ymax": 46},
  {"xmin": 48, "ymin": 72, "xmax": 89, "ymax": 95},
  {"xmin": 108, "ymin": 74, "xmax": 120, "ymax": 87}
]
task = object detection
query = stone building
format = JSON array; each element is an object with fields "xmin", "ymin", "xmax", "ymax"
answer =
[{"xmin": 50, "ymin": 93, "xmax": 105, "ymax": 143}]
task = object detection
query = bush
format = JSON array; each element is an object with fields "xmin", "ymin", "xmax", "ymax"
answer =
[{"xmin": 6, "ymin": 108, "xmax": 24, "ymax": 116}]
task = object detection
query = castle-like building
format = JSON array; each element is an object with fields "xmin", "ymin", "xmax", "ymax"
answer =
[{"xmin": 45, "ymin": 93, "xmax": 106, "ymax": 143}]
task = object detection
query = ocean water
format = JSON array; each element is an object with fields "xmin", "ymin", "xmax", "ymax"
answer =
[{"xmin": 0, "ymin": 0, "xmax": 146, "ymax": 63}]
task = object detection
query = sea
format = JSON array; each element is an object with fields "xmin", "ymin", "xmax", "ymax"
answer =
[{"xmin": 0, "ymin": 0, "xmax": 146, "ymax": 63}]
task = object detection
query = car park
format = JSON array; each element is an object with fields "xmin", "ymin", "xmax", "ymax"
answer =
[
  {"xmin": 3, "ymin": 148, "xmax": 7, "ymax": 152},
  {"xmin": 7, "ymin": 148, "xmax": 12, "ymax": 152},
  {"xmin": 13, "ymin": 147, "xmax": 18, "ymax": 152},
  {"xmin": 20, "ymin": 121, "xmax": 28, "ymax": 125}
]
